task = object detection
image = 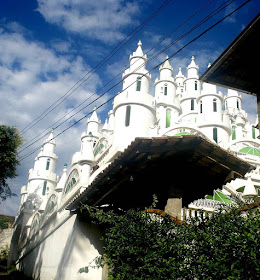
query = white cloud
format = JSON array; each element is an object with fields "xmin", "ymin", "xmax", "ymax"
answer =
[
  {"xmin": 37, "ymin": 0, "xmax": 140, "ymax": 43},
  {"xmin": 0, "ymin": 22, "xmax": 110, "ymax": 215}
]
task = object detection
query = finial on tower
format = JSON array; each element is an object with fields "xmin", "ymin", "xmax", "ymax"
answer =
[{"xmin": 138, "ymin": 40, "xmax": 142, "ymax": 47}]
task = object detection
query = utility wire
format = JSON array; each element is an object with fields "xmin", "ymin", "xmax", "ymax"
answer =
[
  {"xmin": 19, "ymin": 0, "xmax": 174, "ymax": 135},
  {"xmin": 19, "ymin": 0, "xmax": 222, "ymax": 152},
  {"xmin": 19, "ymin": 0, "xmax": 234, "ymax": 154},
  {"xmin": 19, "ymin": 0, "xmax": 251, "ymax": 162}
]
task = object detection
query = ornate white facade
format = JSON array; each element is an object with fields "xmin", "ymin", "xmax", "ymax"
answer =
[{"xmin": 11, "ymin": 41, "xmax": 260, "ymax": 280}]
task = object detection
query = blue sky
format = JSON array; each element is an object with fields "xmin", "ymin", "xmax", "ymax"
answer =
[{"xmin": 0, "ymin": 0, "xmax": 259, "ymax": 216}]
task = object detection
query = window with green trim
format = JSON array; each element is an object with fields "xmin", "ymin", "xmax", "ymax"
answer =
[
  {"xmin": 237, "ymin": 99, "xmax": 240, "ymax": 110},
  {"xmin": 232, "ymin": 127, "xmax": 236, "ymax": 140},
  {"xmin": 195, "ymin": 81, "xmax": 198, "ymax": 90},
  {"xmin": 200, "ymin": 101, "xmax": 202, "ymax": 113},
  {"xmin": 42, "ymin": 181, "xmax": 47, "ymax": 196},
  {"xmin": 164, "ymin": 84, "xmax": 167, "ymax": 96},
  {"xmin": 213, "ymin": 98, "xmax": 217, "ymax": 112},
  {"xmin": 136, "ymin": 77, "xmax": 141, "ymax": 91},
  {"xmin": 46, "ymin": 158, "xmax": 50, "ymax": 170},
  {"xmin": 252, "ymin": 126, "xmax": 256, "ymax": 139},
  {"xmin": 213, "ymin": 127, "xmax": 218, "ymax": 143},
  {"xmin": 191, "ymin": 99, "xmax": 195, "ymax": 110},
  {"xmin": 166, "ymin": 109, "xmax": 171, "ymax": 128},
  {"xmin": 125, "ymin": 105, "xmax": 131, "ymax": 127}
]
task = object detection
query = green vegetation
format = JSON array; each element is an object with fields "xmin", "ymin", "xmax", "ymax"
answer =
[
  {"xmin": 0, "ymin": 125, "xmax": 23, "ymax": 201},
  {"xmin": 80, "ymin": 203, "xmax": 260, "ymax": 280},
  {"xmin": 0, "ymin": 216, "xmax": 15, "ymax": 229}
]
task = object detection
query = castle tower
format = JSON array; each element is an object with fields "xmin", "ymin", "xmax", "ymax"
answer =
[
  {"xmin": 154, "ymin": 56, "xmax": 180, "ymax": 130},
  {"xmin": 112, "ymin": 41, "xmax": 155, "ymax": 151},
  {"xmin": 179, "ymin": 56, "xmax": 200, "ymax": 123},
  {"xmin": 26, "ymin": 130, "xmax": 58, "ymax": 208},
  {"xmin": 175, "ymin": 67, "xmax": 185, "ymax": 97},
  {"xmin": 224, "ymin": 89, "xmax": 242, "ymax": 114}
]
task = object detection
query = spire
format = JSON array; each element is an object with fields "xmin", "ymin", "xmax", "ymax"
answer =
[
  {"xmin": 134, "ymin": 40, "xmax": 144, "ymax": 57},
  {"xmin": 45, "ymin": 129, "xmax": 55, "ymax": 144},
  {"xmin": 159, "ymin": 55, "xmax": 173, "ymax": 72},
  {"xmin": 175, "ymin": 66, "xmax": 184, "ymax": 78},
  {"xmin": 187, "ymin": 56, "xmax": 199, "ymax": 70},
  {"xmin": 89, "ymin": 107, "xmax": 99, "ymax": 122}
]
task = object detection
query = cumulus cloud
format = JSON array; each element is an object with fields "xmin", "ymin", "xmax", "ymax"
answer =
[
  {"xmin": 37, "ymin": 0, "xmax": 140, "ymax": 43},
  {"xmin": 0, "ymin": 22, "xmax": 110, "ymax": 215}
]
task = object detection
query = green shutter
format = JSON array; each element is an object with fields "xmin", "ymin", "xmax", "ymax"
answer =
[
  {"xmin": 42, "ymin": 181, "xmax": 47, "ymax": 196},
  {"xmin": 166, "ymin": 109, "xmax": 171, "ymax": 128},
  {"xmin": 213, "ymin": 128, "xmax": 217, "ymax": 143},
  {"xmin": 46, "ymin": 159, "xmax": 50, "ymax": 170},
  {"xmin": 232, "ymin": 128, "xmax": 236, "ymax": 140},
  {"xmin": 125, "ymin": 106, "xmax": 131, "ymax": 127},
  {"xmin": 136, "ymin": 77, "xmax": 141, "ymax": 91},
  {"xmin": 164, "ymin": 85, "xmax": 167, "ymax": 96},
  {"xmin": 252, "ymin": 127, "xmax": 256, "ymax": 139}
]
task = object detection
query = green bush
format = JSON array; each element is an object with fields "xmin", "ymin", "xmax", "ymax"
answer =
[{"xmin": 80, "ymin": 204, "xmax": 260, "ymax": 280}]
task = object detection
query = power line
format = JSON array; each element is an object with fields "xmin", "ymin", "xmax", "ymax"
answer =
[
  {"xmin": 19, "ymin": 0, "xmax": 251, "ymax": 162},
  {"xmin": 19, "ymin": 0, "xmax": 234, "ymax": 154},
  {"xmin": 19, "ymin": 0, "xmax": 175, "ymax": 135}
]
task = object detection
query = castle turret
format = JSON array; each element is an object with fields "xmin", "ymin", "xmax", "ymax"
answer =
[
  {"xmin": 55, "ymin": 164, "xmax": 68, "ymax": 204},
  {"xmin": 154, "ymin": 56, "xmax": 179, "ymax": 130},
  {"xmin": 224, "ymin": 89, "xmax": 242, "ymax": 113},
  {"xmin": 175, "ymin": 67, "xmax": 185, "ymax": 97},
  {"xmin": 179, "ymin": 57, "xmax": 200, "ymax": 123},
  {"xmin": 26, "ymin": 130, "xmax": 58, "ymax": 209},
  {"xmin": 112, "ymin": 41, "xmax": 155, "ymax": 151}
]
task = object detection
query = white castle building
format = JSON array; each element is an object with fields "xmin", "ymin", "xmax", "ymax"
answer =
[{"xmin": 10, "ymin": 41, "xmax": 259, "ymax": 280}]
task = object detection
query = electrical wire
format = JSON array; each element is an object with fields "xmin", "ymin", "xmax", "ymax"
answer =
[
  {"xmin": 19, "ymin": 0, "xmax": 175, "ymax": 135},
  {"xmin": 18, "ymin": 0, "xmax": 223, "ymax": 152},
  {"xmin": 19, "ymin": 0, "xmax": 252, "ymax": 162},
  {"xmin": 19, "ymin": 0, "xmax": 235, "ymax": 154}
]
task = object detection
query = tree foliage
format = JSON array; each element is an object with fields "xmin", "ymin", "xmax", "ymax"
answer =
[
  {"xmin": 0, "ymin": 125, "xmax": 23, "ymax": 201},
  {"xmin": 80, "ymin": 204, "xmax": 260, "ymax": 280}
]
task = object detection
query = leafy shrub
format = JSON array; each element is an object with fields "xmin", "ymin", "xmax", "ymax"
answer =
[{"xmin": 80, "ymin": 204, "xmax": 260, "ymax": 280}]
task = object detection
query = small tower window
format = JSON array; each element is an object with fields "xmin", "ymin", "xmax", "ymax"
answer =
[
  {"xmin": 42, "ymin": 181, "xmax": 47, "ymax": 196},
  {"xmin": 213, "ymin": 127, "xmax": 218, "ymax": 143},
  {"xmin": 195, "ymin": 81, "xmax": 198, "ymax": 90},
  {"xmin": 125, "ymin": 105, "xmax": 131, "ymax": 127},
  {"xmin": 213, "ymin": 99, "xmax": 217, "ymax": 112},
  {"xmin": 200, "ymin": 101, "xmax": 203, "ymax": 113},
  {"xmin": 46, "ymin": 158, "xmax": 50, "ymax": 170},
  {"xmin": 166, "ymin": 109, "xmax": 171, "ymax": 128},
  {"xmin": 237, "ymin": 99, "xmax": 240, "ymax": 110},
  {"xmin": 232, "ymin": 126, "xmax": 236, "ymax": 140},
  {"xmin": 164, "ymin": 84, "xmax": 168, "ymax": 96},
  {"xmin": 191, "ymin": 99, "xmax": 195, "ymax": 111},
  {"xmin": 252, "ymin": 126, "xmax": 256, "ymax": 139},
  {"xmin": 136, "ymin": 77, "xmax": 141, "ymax": 91}
]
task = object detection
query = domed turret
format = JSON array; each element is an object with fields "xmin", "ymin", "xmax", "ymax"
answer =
[
  {"xmin": 154, "ymin": 56, "xmax": 179, "ymax": 131},
  {"xmin": 112, "ymin": 41, "xmax": 155, "ymax": 151}
]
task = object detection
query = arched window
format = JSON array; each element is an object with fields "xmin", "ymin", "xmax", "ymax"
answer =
[
  {"xmin": 136, "ymin": 77, "xmax": 141, "ymax": 91},
  {"xmin": 213, "ymin": 99, "xmax": 217, "ymax": 112},
  {"xmin": 200, "ymin": 101, "xmax": 202, "ymax": 113},
  {"xmin": 125, "ymin": 105, "xmax": 131, "ymax": 127},
  {"xmin": 166, "ymin": 109, "xmax": 171, "ymax": 128},
  {"xmin": 46, "ymin": 158, "xmax": 50, "ymax": 170},
  {"xmin": 195, "ymin": 81, "xmax": 198, "ymax": 90},
  {"xmin": 213, "ymin": 128, "xmax": 218, "ymax": 143},
  {"xmin": 232, "ymin": 126, "xmax": 236, "ymax": 140},
  {"xmin": 252, "ymin": 126, "xmax": 256, "ymax": 139},
  {"xmin": 191, "ymin": 99, "xmax": 195, "ymax": 110},
  {"xmin": 42, "ymin": 181, "xmax": 47, "ymax": 196},
  {"xmin": 164, "ymin": 84, "xmax": 168, "ymax": 96},
  {"xmin": 237, "ymin": 99, "xmax": 240, "ymax": 110}
]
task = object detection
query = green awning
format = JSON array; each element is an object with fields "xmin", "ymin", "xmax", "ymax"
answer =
[
  {"xmin": 239, "ymin": 147, "xmax": 260, "ymax": 156},
  {"xmin": 174, "ymin": 132, "xmax": 191, "ymax": 136}
]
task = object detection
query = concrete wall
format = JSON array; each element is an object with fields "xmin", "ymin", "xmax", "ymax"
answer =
[
  {"xmin": 0, "ymin": 228, "xmax": 13, "ymax": 250},
  {"xmin": 18, "ymin": 214, "xmax": 104, "ymax": 280}
]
